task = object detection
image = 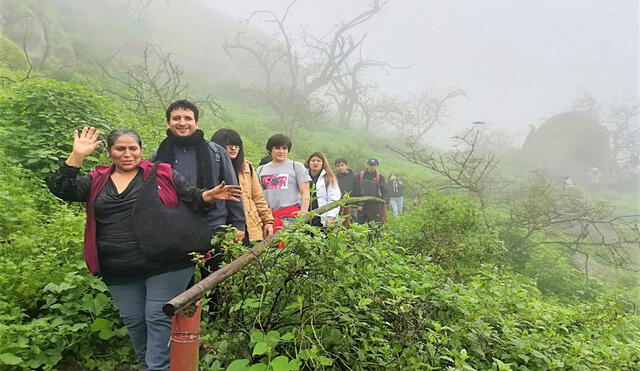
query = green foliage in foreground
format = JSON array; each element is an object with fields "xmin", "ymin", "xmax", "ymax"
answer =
[
  {"xmin": 198, "ymin": 198, "xmax": 640, "ymax": 370},
  {"xmin": 0, "ymin": 147, "xmax": 638, "ymax": 369}
]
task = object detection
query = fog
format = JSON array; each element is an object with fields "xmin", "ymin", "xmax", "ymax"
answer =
[{"xmin": 206, "ymin": 0, "xmax": 638, "ymax": 147}]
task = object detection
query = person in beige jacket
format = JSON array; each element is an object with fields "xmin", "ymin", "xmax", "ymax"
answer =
[{"xmin": 211, "ymin": 129, "xmax": 274, "ymax": 243}]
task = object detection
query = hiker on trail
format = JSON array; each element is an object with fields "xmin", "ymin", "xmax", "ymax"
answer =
[
  {"xmin": 149, "ymin": 100, "xmax": 245, "ymax": 277},
  {"xmin": 211, "ymin": 128, "xmax": 274, "ymax": 244},
  {"xmin": 335, "ymin": 157, "xmax": 361, "ymax": 221},
  {"xmin": 47, "ymin": 128, "xmax": 241, "ymax": 371},
  {"xmin": 358, "ymin": 158, "xmax": 388, "ymax": 224},
  {"xmin": 385, "ymin": 173, "xmax": 405, "ymax": 216},
  {"xmin": 256, "ymin": 134, "xmax": 310, "ymax": 240},
  {"xmin": 304, "ymin": 152, "xmax": 341, "ymax": 227}
]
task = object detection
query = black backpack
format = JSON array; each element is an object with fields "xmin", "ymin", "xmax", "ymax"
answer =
[
  {"xmin": 131, "ymin": 164, "xmax": 212, "ymax": 262},
  {"xmin": 359, "ymin": 171, "xmax": 382, "ymax": 197}
]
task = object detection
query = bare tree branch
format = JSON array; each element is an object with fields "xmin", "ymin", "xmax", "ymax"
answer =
[
  {"xmin": 96, "ymin": 45, "xmax": 222, "ymax": 117},
  {"xmin": 223, "ymin": 1, "xmax": 385, "ymax": 135}
]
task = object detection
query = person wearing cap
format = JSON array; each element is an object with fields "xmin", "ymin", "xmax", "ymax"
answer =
[{"xmin": 358, "ymin": 158, "xmax": 387, "ymax": 223}]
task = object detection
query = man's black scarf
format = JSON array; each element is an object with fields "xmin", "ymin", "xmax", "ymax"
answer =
[{"xmin": 154, "ymin": 129, "xmax": 213, "ymax": 188}]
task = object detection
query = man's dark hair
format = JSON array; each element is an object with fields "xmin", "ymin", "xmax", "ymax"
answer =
[
  {"xmin": 106, "ymin": 129, "xmax": 142, "ymax": 149},
  {"xmin": 165, "ymin": 99, "xmax": 199, "ymax": 121},
  {"xmin": 334, "ymin": 157, "xmax": 348, "ymax": 166},
  {"xmin": 211, "ymin": 128, "xmax": 244, "ymax": 178},
  {"xmin": 266, "ymin": 133, "xmax": 292, "ymax": 153}
]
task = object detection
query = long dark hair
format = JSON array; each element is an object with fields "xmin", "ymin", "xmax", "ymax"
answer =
[{"xmin": 211, "ymin": 128, "xmax": 244, "ymax": 178}]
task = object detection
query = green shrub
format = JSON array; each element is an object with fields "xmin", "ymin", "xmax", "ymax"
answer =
[
  {"xmin": 197, "ymin": 214, "xmax": 640, "ymax": 370},
  {"xmin": 521, "ymin": 242, "xmax": 603, "ymax": 302},
  {"xmin": 388, "ymin": 191, "xmax": 505, "ymax": 277},
  {"xmin": 0, "ymin": 79, "xmax": 120, "ymax": 177}
]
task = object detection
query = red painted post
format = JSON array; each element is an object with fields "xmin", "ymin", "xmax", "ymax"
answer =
[{"xmin": 169, "ymin": 301, "xmax": 202, "ymax": 371}]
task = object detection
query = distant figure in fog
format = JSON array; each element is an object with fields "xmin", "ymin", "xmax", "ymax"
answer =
[{"xmin": 385, "ymin": 173, "xmax": 405, "ymax": 216}]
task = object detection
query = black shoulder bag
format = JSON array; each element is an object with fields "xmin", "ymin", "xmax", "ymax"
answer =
[{"xmin": 132, "ymin": 164, "xmax": 213, "ymax": 262}]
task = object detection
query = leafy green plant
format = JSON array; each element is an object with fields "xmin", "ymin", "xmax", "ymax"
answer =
[
  {"xmin": 388, "ymin": 191, "xmax": 505, "ymax": 277},
  {"xmin": 195, "ymin": 198, "xmax": 640, "ymax": 370},
  {"xmin": 0, "ymin": 78, "xmax": 120, "ymax": 177}
]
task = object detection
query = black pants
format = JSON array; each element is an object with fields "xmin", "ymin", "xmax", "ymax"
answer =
[{"xmin": 359, "ymin": 201, "xmax": 381, "ymax": 223}]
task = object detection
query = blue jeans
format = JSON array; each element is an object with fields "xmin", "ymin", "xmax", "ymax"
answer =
[{"xmin": 108, "ymin": 266, "xmax": 194, "ymax": 371}]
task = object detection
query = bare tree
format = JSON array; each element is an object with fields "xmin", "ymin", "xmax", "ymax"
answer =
[
  {"xmin": 327, "ymin": 49, "xmax": 408, "ymax": 127},
  {"xmin": 223, "ymin": 0, "xmax": 385, "ymax": 135},
  {"xmin": 572, "ymin": 91, "xmax": 639, "ymax": 166},
  {"xmin": 454, "ymin": 123, "xmax": 515, "ymax": 154},
  {"xmin": 0, "ymin": 24, "xmax": 67, "ymax": 84},
  {"xmin": 355, "ymin": 87, "xmax": 394, "ymax": 130},
  {"xmin": 607, "ymin": 103, "xmax": 639, "ymax": 165},
  {"xmin": 391, "ymin": 124, "xmax": 500, "ymax": 226},
  {"xmin": 572, "ymin": 90, "xmax": 602, "ymax": 117},
  {"xmin": 505, "ymin": 176, "xmax": 640, "ymax": 276},
  {"xmin": 96, "ymin": 45, "xmax": 221, "ymax": 116},
  {"xmin": 385, "ymin": 88, "xmax": 465, "ymax": 145},
  {"xmin": 328, "ymin": 60, "xmax": 382, "ymax": 127},
  {"xmin": 391, "ymin": 124, "xmax": 640, "ymax": 274}
]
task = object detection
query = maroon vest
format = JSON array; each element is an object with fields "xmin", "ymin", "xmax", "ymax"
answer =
[{"xmin": 83, "ymin": 160, "xmax": 178, "ymax": 275}]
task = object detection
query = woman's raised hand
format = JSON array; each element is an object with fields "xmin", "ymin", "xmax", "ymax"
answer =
[
  {"xmin": 72, "ymin": 127, "xmax": 102, "ymax": 156},
  {"xmin": 65, "ymin": 127, "xmax": 102, "ymax": 168},
  {"xmin": 202, "ymin": 181, "xmax": 243, "ymax": 203}
]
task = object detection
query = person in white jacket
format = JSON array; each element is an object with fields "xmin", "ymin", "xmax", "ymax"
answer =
[{"xmin": 304, "ymin": 152, "xmax": 342, "ymax": 227}]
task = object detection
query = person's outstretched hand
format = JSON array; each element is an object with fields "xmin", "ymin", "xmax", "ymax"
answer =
[
  {"xmin": 202, "ymin": 181, "xmax": 242, "ymax": 203},
  {"xmin": 66, "ymin": 127, "xmax": 101, "ymax": 167}
]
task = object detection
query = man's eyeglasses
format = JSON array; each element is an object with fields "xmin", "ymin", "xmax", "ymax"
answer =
[{"xmin": 226, "ymin": 144, "xmax": 240, "ymax": 150}]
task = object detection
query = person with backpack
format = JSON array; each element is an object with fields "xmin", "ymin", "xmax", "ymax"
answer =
[
  {"xmin": 305, "ymin": 152, "xmax": 342, "ymax": 227},
  {"xmin": 256, "ymin": 134, "xmax": 311, "ymax": 243},
  {"xmin": 211, "ymin": 128, "xmax": 274, "ymax": 244},
  {"xmin": 358, "ymin": 158, "xmax": 388, "ymax": 224}
]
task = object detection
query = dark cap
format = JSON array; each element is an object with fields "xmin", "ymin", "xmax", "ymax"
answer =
[{"xmin": 367, "ymin": 158, "xmax": 379, "ymax": 166}]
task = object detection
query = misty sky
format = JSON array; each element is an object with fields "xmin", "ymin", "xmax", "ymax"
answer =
[{"xmin": 206, "ymin": 0, "xmax": 638, "ymax": 147}]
